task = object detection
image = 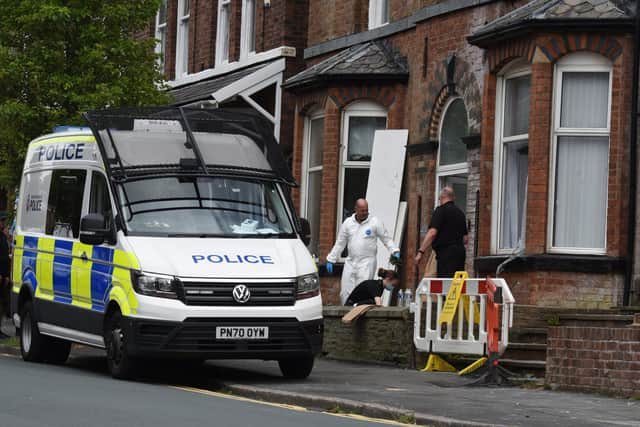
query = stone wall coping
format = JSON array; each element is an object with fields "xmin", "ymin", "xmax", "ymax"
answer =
[
  {"xmin": 323, "ymin": 305, "xmax": 412, "ymax": 320},
  {"xmin": 558, "ymin": 313, "xmax": 634, "ymax": 322}
]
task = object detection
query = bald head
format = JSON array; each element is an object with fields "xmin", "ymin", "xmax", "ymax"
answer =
[
  {"xmin": 439, "ymin": 187, "xmax": 455, "ymax": 204},
  {"xmin": 354, "ymin": 198, "xmax": 369, "ymax": 222}
]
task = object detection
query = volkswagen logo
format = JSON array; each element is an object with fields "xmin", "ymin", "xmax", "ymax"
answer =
[{"xmin": 232, "ymin": 284, "xmax": 251, "ymax": 304}]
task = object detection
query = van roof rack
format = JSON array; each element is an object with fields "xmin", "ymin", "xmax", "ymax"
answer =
[{"xmin": 83, "ymin": 106, "xmax": 295, "ymax": 186}]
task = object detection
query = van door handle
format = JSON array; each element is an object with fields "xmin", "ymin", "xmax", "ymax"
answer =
[{"xmin": 81, "ymin": 252, "xmax": 88, "ymax": 262}]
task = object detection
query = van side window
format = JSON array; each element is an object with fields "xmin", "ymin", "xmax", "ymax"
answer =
[
  {"xmin": 45, "ymin": 169, "xmax": 87, "ymax": 238},
  {"xmin": 89, "ymin": 172, "xmax": 113, "ymax": 227}
]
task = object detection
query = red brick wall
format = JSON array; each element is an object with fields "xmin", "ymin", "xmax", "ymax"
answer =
[
  {"xmin": 546, "ymin": 326, "xmax": 640, "ymax": 397},
  {"xmin": 499, "ymin": 271, "xmax": 624, "ymax": 309},
  {"xmin": 190, "ymin": 0, "xmax": 217, "ymax": 73},
  {"xmin": 307, "ymin": 0, "xmax": 442, "ymax": 47}
]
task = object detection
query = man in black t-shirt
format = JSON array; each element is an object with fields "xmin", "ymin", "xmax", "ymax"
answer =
[
  {"xmin": 415, "ymin": 187, "xmax": 468, "ymax": 278},
  {"xmin": 346, "ymin": 269, "xmax": 400, "ymax": 306}
]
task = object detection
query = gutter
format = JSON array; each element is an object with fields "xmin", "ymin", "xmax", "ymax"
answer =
[
  {"xmin": 467, "ymin": 19, "xmax": 635, "ymax": 47},
  {"xmin": 624, "ymin": 5, "xmax": 640, "ymax": 307}
]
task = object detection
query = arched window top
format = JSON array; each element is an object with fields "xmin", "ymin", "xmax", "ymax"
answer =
[
  {"xmin": 498, "ymin": 58, "xmax": 530, "ymax": 77},
  {"xmin": 557, "ymin": 51, "xmax": 612, "ymax": 68},
  {"xmin": 438, "ymin": 98, "xmax": 468, "ymax": 166},
  {"xmin": 344, "ymin": 99, "xmax": 387, "ymax": 114}
]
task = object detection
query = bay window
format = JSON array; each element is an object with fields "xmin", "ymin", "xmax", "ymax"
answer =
[
  {"xmin": 492, "ymin": 63, "xmax": 530, "ymax": 253},
  {"xmin": 549, "ymin": 53, "xmax": 611, "ymax": 254}
]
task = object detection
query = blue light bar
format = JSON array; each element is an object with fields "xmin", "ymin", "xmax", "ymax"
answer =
[{"xmin": 53, "ymin": 125, "xmax": 91, "ymax": 133}]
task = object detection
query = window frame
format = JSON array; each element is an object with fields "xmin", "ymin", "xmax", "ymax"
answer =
[
  {"xmin": 491, "ymin": 62, "xmax": 531, "ymax": 255},
  {"xmin": 240, "ymin": 0, "xmax": 256, "ymax": 61},
  {"xmin": 300, "ymin": 110, "xmax": 325, "ymax": 256},
  {"xmin": 368, "ymin": 0, "xmax": 389, "ymax": 30},
  {"xmin": 336, "ymin": 101, "xmax": 387, "ymax": 241},
  {"xmin": 175, "ymin": 0, "xmax": 190, "ymax": 77},
  {"xmin": 154, "ymin": 0, "xmax": 168, "ymax": 73},
  {"xmin": 547, "ymin": 52, "xmax": 613, "ymax": 255},
  {"xmin": 216, "ymin": 0, "xmax": 232, "ymax": 67},
  {"xmin": 435, "ymin": 97, "xmax": 469, "ymax": 210}
]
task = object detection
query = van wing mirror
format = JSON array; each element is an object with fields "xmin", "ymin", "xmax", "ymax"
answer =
[
  {"xmin": 299, "ymin": 218, "xmax": 311, "ymax": 246},
  {"xmin": 80, "ymin": 213, "xmax": 112, "ymax": 245}
]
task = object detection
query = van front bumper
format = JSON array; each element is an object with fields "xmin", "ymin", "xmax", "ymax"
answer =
[{"xmin": 123, "ymin": 316, "xmax": 323, "ymax": 360}]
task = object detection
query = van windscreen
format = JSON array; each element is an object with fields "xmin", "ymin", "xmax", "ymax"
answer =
[{"xmin": 117, "ymin": 176, "xmax": 295, "ymax": 238}]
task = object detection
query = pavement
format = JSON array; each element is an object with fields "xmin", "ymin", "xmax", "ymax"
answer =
[{"xmin": 203, "ymin": 359, "xmax": 640, "ymax": 427}]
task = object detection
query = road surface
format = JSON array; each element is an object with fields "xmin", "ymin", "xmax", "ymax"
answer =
[{"xmin": 0, "ymin": 353, "xmax": 400, "ymax": 427}]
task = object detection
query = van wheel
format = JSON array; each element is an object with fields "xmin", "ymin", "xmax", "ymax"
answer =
[
  {"xmin": 105, "ymin": 310, "xmax": 136, "ymax": 380},
  {"xmin": 278, "ymin": 356, "xmax": 314, "ymax": 379},
  {"xmin": 44, "ymin": 339, "xmax": 71, "ymax": 365},
  {"xmin": 20, "ymin": 301, "xmax": 45, "ymax": 362}
]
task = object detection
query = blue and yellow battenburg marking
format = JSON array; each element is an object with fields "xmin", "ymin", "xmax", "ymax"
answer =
[{"xmin": 12, "ymin": 234, "xmax": 140, "ymax": 315}]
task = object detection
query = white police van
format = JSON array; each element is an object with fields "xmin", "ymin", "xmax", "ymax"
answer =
[{"xmin": 11, "ymin": 107, "xmax": 323, "ymax": 379}]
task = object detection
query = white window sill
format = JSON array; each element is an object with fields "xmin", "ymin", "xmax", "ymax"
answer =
[{"xmin": 167, "ymin": 46, "xmax": 296, "ymax": 88}]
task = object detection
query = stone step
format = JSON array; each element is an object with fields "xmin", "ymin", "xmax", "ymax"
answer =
[
  {"xmin": 503, "ymin": 342, "xmax": 547, "ymax": 361},
  {"xmin": 558, "ymin": 313, "xmax": 634, "ymax": 328},
  {"xmin": 510, "ymin": 327, "xmax": 548, "ymax": 344}
]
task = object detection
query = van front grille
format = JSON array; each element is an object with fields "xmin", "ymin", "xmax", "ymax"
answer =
[{"xmin": 181, "ymin": 281, "xmax": 296, "ymax": 306}]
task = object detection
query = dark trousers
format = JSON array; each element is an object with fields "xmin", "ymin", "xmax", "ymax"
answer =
[{"xmin": 436, "ymin": 244, "xmax": 466, "ymax": 278}]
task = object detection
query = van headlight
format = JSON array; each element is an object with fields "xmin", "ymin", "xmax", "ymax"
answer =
[
  {"xmin": 132, "ymin": 272, "xmax": 180, "ymax": 299},
  {"xmin": 297, "ymin": 273, "xmax": 320, "ymax": 300}
]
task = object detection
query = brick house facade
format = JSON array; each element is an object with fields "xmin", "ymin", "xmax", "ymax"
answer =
[
  {"xmin": 286, "ymin": 0, "xmax": 637, "ymax": 308},
  {"xmin": 151, "ymin": 0, "xmax": 310, "ymax": 159}
]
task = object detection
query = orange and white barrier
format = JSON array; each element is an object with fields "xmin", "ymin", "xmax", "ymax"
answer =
[{"xmin": 410, "ymin": 276, "xmax": 515, "ymax": 357}]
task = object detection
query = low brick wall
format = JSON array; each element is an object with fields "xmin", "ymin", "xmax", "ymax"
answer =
[
  {"xmin": 546, "ymin": 325, "xmax": 640, "ymax": 397},
  {"xmin": 322, "ymin": 306, "xmax": 416, "ymax": 367}
]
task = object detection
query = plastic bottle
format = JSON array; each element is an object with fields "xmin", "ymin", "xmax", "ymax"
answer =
[
  {"xmin": 403, "ymin": 289, "xmax": 413, "ymax": 308},
  {"xmin": 396, "ymin": 290, "xmax": 404, "ymax": 307}
]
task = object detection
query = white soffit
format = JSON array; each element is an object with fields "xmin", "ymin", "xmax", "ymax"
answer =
[{"xmin": 212, "ymin": 58, "xmax": 285, "ymax": 104}]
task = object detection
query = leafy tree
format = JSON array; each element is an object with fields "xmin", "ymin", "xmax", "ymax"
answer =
[{"xmin": 0, "ymin": 0, "xmax": 171, "ymax": 187}]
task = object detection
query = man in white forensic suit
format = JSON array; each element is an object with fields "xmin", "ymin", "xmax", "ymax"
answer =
[{"xmin": 326, "ymin": 199, "xmax": 400, "ymax": 304}]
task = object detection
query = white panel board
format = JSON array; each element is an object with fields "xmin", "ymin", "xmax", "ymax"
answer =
[
  {"xmin": 393, "ymin": 201, "xmax": 408, "ymax": 250},
  {"xmin": 365, "ymin": 129, "xmax": 408, "ymax": 269}
]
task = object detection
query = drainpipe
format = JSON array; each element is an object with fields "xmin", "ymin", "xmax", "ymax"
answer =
[{"xmin": 624, "ymin": 1, "xmax": 640, "ymax": 307}]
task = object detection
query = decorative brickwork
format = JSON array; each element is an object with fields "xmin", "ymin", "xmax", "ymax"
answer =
[
  {"xmin": 486, "ymin": 38, "xmax": 535, "ymax": 73},
  {"xmin": 537, "ymin": 33, "xmax": 624, "ymax": 64}
]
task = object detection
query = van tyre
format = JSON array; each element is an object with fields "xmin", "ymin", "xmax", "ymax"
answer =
[
  {"xmin": 105, "ymin": 310, "xmax": 136, "ymax": 380},
  {"xmin": 278, "ymin": 356, "xmax": 314, "ymax": 379},
  {"xmin": 20, "ymin": 301, "xmax": 46, "ymax": 362}
]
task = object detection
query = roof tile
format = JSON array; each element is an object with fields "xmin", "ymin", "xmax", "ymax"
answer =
[
  {"xmin": 285, "ymin": 40, "xmax": 408, "ymax": 89},
  {"xmin": 471, "ymin": 0, "xmax": 633, "ymax": 41}
]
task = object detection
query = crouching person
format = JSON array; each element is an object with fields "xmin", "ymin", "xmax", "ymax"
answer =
[{"xmin": 345, "ymin": 269, "xmax": 400, "ymax": 306}]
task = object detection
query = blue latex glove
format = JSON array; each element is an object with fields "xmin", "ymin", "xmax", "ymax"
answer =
[
  {"xmin": 326, "ymin": 261, "xmax": 333, "ymax": 274},
  {"xmin": 392, "ymin": 251, "xmax": 401, "ymax": 259}
]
